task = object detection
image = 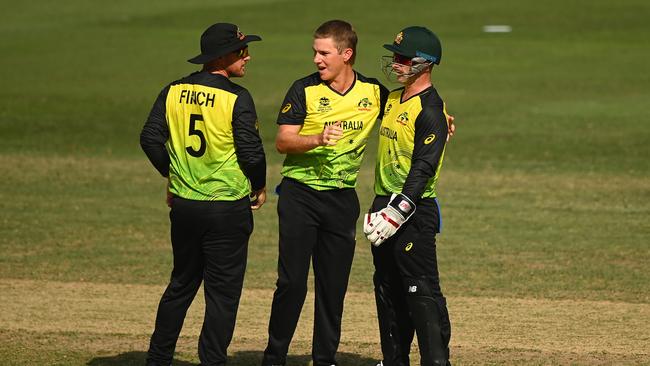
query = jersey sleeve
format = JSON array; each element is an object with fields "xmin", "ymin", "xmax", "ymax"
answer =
[
  {"xmin": 377, "ymin": 83, "xmax": 390, "ymax": 119},
  {"xmin": 401, "ymin": 104, "xmax": 448, "ymax": 200},
  {"xmin": 233, "ymin": 89, "xmax": 267, "ymax": 191},
  {"xmin": 140, "ymin": 85, "xmax": 171, "ymax": 177},
  {"xmin": 276, "ymin": 80, "xmax": 307, "ymax": 125}
]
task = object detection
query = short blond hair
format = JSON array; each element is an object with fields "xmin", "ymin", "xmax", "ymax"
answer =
[{"xmin": 314, "ymin": 20, "xmax": 357, "ymax": 64}]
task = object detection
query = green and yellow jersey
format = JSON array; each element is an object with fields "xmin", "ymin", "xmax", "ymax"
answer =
[
  {"xmin": 277, "ymin": 72, "xmax": 388, "ymax": 190},
  {"xmin": 374, "ymin": 86, "xmax": 448, "ymax": 199},
  {"xmin": 141, "ymin": 71, "xmax": 266, "ymax": 201}
]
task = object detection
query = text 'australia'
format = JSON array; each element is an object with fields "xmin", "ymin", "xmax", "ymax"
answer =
[
  {"xmin": 179, "ymin": 90, "xmax": 216, "ymax": 108},
  {"xmin": 379, "ymin": 126, "xmax": 398, "ymax": 140},
  {"xmin": 324, "ymin": 120, "xmax": 363, "ymax": 130}
]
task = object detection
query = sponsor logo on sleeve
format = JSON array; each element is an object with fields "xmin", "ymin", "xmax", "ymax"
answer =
[
  {"xmin": 424, "ymin": 134, "xmax": 436, "ymax": 144},
  {"xmin": 281, "ymin": 103, "xmax": 292, "ymax": 113}
]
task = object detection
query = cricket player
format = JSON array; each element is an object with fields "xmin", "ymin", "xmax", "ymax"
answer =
[
  {"xmin": 140, "ymin": 23, "xmax": 266, "ymax": 366},
  {"xmin": 261, "ymin": 20, "xmax": 389, "ymax": 366},
  {"xmin": 364, "ymin": 26, "xmax": 452, "ymax": 366}
]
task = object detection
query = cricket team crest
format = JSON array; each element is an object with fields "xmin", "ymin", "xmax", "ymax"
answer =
[
  {"xmin": 357, "ymin": 97, "xmax": 372, "ymax": 111},
  {"xmin": 396, "ymin": 111, "xmax": 409, "ymax": 126},
  {"xmin": 395, "ymin": 32, "xmax": 404, "ymax": 45},
  {"xmin": 318, "ymin": 97, "xmax": 332, "ymax": 112}
]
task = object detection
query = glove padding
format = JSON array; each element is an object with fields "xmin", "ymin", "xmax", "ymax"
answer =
[{"xmin": 363, "ymin": 193, "xmax": 416, "ymax": 246}]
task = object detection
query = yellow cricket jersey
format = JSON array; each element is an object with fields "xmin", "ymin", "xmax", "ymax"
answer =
[
  {"xmin": 141, "ymin": 71, "xmax": 266, "ymax": 201},
  {"xmin": 277, "ymin": 72, "xmax": 388, "ymax": 190},
  {"xmin": 375, "ymin": 86, "xmax": 448, "ymax": 199}
]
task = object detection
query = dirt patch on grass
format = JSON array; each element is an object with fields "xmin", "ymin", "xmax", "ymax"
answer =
[{"xmin": 1, "ymin": 279, "xmax": 648, "ymax": 365}]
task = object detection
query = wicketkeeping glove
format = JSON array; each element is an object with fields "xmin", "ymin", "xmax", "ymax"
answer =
[{"xmin": 363, "ymin": 193, "xmax": 416, "ymax": 246}]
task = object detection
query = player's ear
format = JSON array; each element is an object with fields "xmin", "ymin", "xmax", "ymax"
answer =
[{"xmin": 342, "ymin": 48, "xmax": 353, "ymax": 63}]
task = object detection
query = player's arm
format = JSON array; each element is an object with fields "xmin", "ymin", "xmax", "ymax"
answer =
[
  {"xmin": 274, "ymin": 80, "xmax": 341, "ymax": 154},
  {"xmin": 402, "ymin": 105, "xmax": 448, "ymax": 200},
  {"xmin": 275, "ymin": 123, "xmax": 342, "ymax": 154},
  {"xmin": 377, "ymin": 83, "xmax": 390, "ymax": 120},
  {"xmin": 140, "ymin": 86, "xmax": 171, "ymax": 177},
  {"xmin": 443, "ymin": 102, "xmax": 456, "ymax": 142},
  {"xmin": 233, "ymin": 90, "xmax": 267, "ymax": 209}
]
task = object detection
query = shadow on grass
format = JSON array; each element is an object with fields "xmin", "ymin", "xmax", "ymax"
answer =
[
  {"xmin": 229, "ymin": 350, "xmax": 377, "ymax": 365},
  {"xmin": 87, "ymin": 350, "xmax": 377, "ymax": 365},
  {"xmin": 86, "ymin": 351, "xmax": 194, "ymax": 366}
]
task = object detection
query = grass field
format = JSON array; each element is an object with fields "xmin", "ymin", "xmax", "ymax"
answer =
[{"xmin": 1, "ymin": 0, "xmax": 649, "ymax": 365}]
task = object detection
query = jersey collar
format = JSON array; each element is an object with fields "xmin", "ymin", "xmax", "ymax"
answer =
[
  {"xmin": 324, "ymin": 71, "xmax": 357, "ymax": 97},
  {"xmin": 399, "ymin": 85, "xmax": 433, "ymax": 104}
]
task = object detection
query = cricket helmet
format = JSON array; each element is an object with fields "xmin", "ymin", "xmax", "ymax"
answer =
[{"xmin": 383, "ymin": 26, "xmax": 442, "ymax": 65}]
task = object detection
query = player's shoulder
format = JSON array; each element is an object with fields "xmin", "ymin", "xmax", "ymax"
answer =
[
  {"xmin": 223, "ymin": 78, "xmax": 252, "ymax": 98},
  {"xmin": 418, "ymin": 86, "xmax": 444, "ymax": 110},
  {"xmin": 291, "ymin": 72, "xmax": 324, "ymax": 89},
  {"xmin": 355, "ymin": 72, "xmax": 385, "ymax": 89},
  {"xmin": 174, "ymin": 71, "xmax": 206, "ymax": 86},
  {"xmin": 386, "ymin": 87, "xmax": 404, "ymax": 100},
  {"xmin": 178, "ymin": 71, "xmax": 249, "ymax": 96},
  {"xmin": 415, "ymin": 87, "xmax": 446, "ymax": 126},
  {"xmin": 160, "ymin": 72, "xmax": 198, "ymax": 92}
]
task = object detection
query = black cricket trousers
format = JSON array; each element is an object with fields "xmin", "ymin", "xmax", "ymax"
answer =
[
  {"xmin": 371, "ymin": 196, "xmax": 451, "ymax": 366},
  {"xmin": 262, "ymin": 178, "xmax": 359, "ymax": 366},
  {"xmin": 146, "ymin": 196, "xmax": 253, "ymax": 366}
]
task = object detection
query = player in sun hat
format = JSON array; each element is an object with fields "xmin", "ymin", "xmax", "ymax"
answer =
[
  {"xmin": 140, "ymin": 22, "xmax": 266, "ymax": 366},
  {"xmin": 364, "ymin": 26, "xmax": 452, "ymax": 366},
  {"xmin": 187, "ymin": 22, "xmax": 261, "ymax": 64}
]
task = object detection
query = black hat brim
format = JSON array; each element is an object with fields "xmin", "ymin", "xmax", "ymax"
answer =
[
  {"xmin": 382, "ymin": 44, "xmax": 415, "ymax": 58},
  {"xmin": 188, "ymin": 35, "xmax": 262, "ymax": 64}
]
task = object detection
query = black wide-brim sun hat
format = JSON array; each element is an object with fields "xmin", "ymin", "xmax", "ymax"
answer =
[{"xmin": 188, "ymin": 23, "xmax": 261, "ymax": 64}]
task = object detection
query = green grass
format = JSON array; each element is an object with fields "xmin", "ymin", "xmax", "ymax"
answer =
[{"xmin": 1, "ymin": 0, "xmax": 649, "ymax": 364}]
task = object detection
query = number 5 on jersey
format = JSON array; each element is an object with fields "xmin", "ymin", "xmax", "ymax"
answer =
[{"xmin": 186, "ymin": 113, "xmax": 206, "ymax": 157}]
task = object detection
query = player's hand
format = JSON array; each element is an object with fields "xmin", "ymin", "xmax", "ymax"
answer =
[
  {"xmin": 363, "ymin": 193, "xmax": 416, "ymax": 246},
  {"xmin": 363, "ymin": 211, "xmax": 379, "ymax": 242},
  {"xmin": 319, "ymin": 121, "xmax": 343, "ymax": 146},
  {"xmin": 250, "ymin": 187, "xmax": 267, "ymax": 210},
  {"xmin": 446, "ymin": 114, "xmax": 455, "ymax": 142}
]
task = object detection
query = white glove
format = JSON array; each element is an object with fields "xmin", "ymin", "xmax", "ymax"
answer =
[{"xmin": 363, "ymin": 193, "xmax": 416, "ymax": 246}]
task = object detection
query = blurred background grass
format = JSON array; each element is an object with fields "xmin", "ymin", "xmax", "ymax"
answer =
[{"xmin": 1, "ymin": 0, "xmax": 648, "ymax": 297}]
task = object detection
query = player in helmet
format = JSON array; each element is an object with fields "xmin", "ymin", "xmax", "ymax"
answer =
[{"xmin": 365, "ymin": 26, "xmax": 452, "ymax": 366}]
